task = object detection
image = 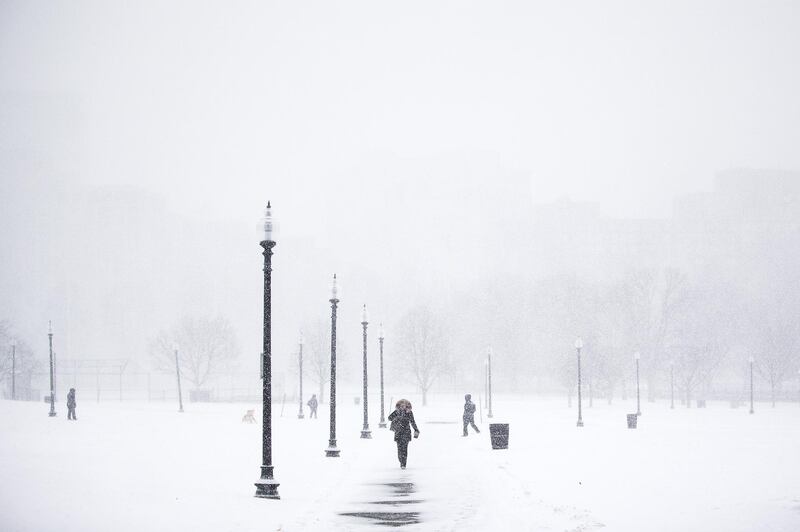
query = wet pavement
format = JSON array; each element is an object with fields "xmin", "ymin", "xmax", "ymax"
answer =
[{"xmin": 339, "ymin": 481, "xmax": 425, "ymax": 527}]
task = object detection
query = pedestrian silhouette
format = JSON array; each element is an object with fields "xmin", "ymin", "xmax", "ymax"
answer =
[
  {"xmin": 67, "ymin": 388, "xmax": 77, "ymax": 420},
  {"xmin": 307, "ymin": 394, "xmax": 318, "ymax": 419},
  {"xmin": 462, "ymin": 393, "xmax": 479, "ymax": 436},
  {"xmin": 388, "ymin": 399, "xmax": 419, "ymax": 469}
]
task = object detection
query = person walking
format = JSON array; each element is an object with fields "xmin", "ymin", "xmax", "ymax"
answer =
[
  {"xmin": 307, "ymin": 394, "xmax": 318, "ymax": 419},
  {"xmin": 67, "ymin": 388, "xmax": 77, "ymax": 420},
  {"xmin": 462, "ymin": 393, "xmax": 480, "ymax": 436},
  {"xmin": 388, "ymin": 399, "xmax": 419, "ymax": 469}
]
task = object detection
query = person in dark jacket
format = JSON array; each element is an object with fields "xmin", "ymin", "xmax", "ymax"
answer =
[
  {"xmin": 67, "ymin": 388, "xmax": 77, "ymax": 420},
  {"xmin": 462, "ymin": 393, "xmax": 480, "ymax": 436},
  {"xmin": 307, "ymin": 394, "xmax": 318, "ymax": 419},
  {"xmin": 388, "ymin": 399, "xmax": 419, "ymax": 469}
]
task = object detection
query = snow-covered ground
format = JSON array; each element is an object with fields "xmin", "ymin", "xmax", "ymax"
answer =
[{"xmin": 1, "ymin": 394, "xmax": 799, "ymax": 531}]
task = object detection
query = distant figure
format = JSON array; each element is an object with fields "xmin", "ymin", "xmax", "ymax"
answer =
[
  {"xmin": 67, "ymin": 388, "xmax": 77, "ymax": 420},
  {"xmin": 242, "ymin": 409, "xmax": 256, "ymax": 423},
  {"xmin": 388, "ymin": 399, "xmax": 420, "ymax": 469},
  {"xmin": 307, "ymin": 394, "xmax": 318, "ymax": 419},
  {"xmin": 462, "ymin": 393, "xmax": 480, "ymax": 436}
]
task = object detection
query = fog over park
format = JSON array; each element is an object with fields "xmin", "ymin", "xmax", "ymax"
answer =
[{"xmin": 1, "ymin": 2, "xmax": 800, "ymax": 531}]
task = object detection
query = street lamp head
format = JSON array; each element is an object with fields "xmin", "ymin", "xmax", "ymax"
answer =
[
  {"xmin": 299, "ymin": 332, "xmax": 304, "ymax": 345},
  {"xmin": 634, "ymin": 351, "xmax": 641, "ymax": 361},
  {"xmin": 260, "ymin": 201, "xmax": 275, "ymax": 242},
  {"xmin": 48, "ymin": 321, "xmax": 52, "ymax": 334},
  {"xmin": 575, "ymin": 337, "xmax": 583, "ymax": 350},
  {"xmin": 10, "ymin": 339, "xmax": 16, "ymax": 348},
  {"xmin": 172, "ymin": 343, "xmax": 178, "ymax": 352},
  {"xmin": 330, "ymin": 274, "xmax": 339, "ymax": 301},
  {"xmin": 379, "ymin": 323, "xmax": 385, "ymax": 340},
  {"xmin": 361, "ymin": 304, "xmax": 369, "ymax": 324},
  {"xmin": 487, "ymin": 346, "xmax": 493, "ymax": 357},
  {"xmin": 749, "ymin": 356, "xmax": 754, "ymax": 364}
]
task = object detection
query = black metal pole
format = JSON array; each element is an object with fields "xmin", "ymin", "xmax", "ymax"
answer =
[
  {"xmin": 48, "ymin": 323, "xmax": 56, "ymax": 417},
  {"xmin": 576, "ymin": 346, "xmax": 583, "ymax": 427},
  {"xmin": 379, "ymin": 334, "xmax": 386, "ymax": 428},
  {"xmin": 636, "ymin": 358, "xmax": 641, "ymax": 416},
  {"xmin": 326, "ymin": 276, "xmax": 341, "ymax": 457},
  {"xmin": 11, "ymin": 343, "xmax": 16, "ymax": 401},
  {"xmin": 484, "ymin": 362, "xmax": 488, "ymax": 409},
  {"xmin": 670, "ymin": 364, "xmax": 675, "ymax": 409},
  {"xmin": 487, "ymin": 350, "xmax": 493, "ymax": 419},
  {"xmin": 360, "ymin": 311, "xmax": 371, "ymax": 439},
  {"xmin": 175, "ymin": 348, "xmax": 184, "ymax": 413},
  {"xmin": 298, "ymin": 339, "xmax": 304, "ymax": 419},
  {"xmin": 254, "ymin": 233, "xmax": 279, "ymax": 498},
  {"xmin": 749, "ymin": 359, "xmax": 754, "ymax": 415},
  {"xmin": 54, "ymin": 349, "xmax": 57, "ymax": 403}
]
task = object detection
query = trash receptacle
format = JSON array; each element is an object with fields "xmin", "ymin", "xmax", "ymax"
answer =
[
  {"xmin": 489, "ymin": 423, "xmax": 509, "ymax": 449},
  {"xmin": 697, "ymin": 399, "xmax": 706, "ymax": 408},
  {"xmin": 627, "ymin": 414, "xmax": 638, "ymax": 429},
  {"xmin": 353, "ymin": 396, "xmax": 360, "ymax": 405}
]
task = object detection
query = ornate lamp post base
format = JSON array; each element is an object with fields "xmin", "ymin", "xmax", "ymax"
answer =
[
  {"xmin": 298, "ymin": 413, "xmax": 305, "ymax": 419},
  {"xmin": 254, "ymin": 479, "xmax": 280, "ymax": 499},
  {"xmin": 576, "ymin": 419, "xmax": 583, "ymax": 427},
  {"xmin": 325, "ymin": 444, "xmax": 340, "ymax": 457},
  {"xmin": 360, "ymin": 429, "xmax": 372, "ymax": 439},
  {"xmin": 48, "ymin": 411, "xmax": 57, "ymax": 417},
  {"xmin": 378, "ymin": 421, "xmax": 387, "ymax": 428}
]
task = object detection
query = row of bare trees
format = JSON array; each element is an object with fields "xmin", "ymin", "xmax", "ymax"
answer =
[{"xmin": 374, "ymin": 267, "xmax": 799, "ymax": 406}]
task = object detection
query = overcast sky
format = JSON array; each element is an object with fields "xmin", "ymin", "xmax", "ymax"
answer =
[{"xmin": 3, "ymin": 0, "xmax": 799, "ymax": 233}]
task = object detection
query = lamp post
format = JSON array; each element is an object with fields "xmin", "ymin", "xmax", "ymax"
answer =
[
  {"xmin": 10, "ymin": 340, "xmax": 16, "ymax": 401},
  {"xmin": 634, "ymin": 352, "xmax": 641, "ymax": 416},
  {"xmin": 670, "ymin": 360, "xmax": 675, "ymax": 409},
  {"xmin": 749, "ymin": 356, "xmax": 754, "ymax": 415},
  {"xmin": 487, "ymin": 347, "xmax": 493, "ymax": 419},
  {"xmin": 254, "ymin": 202, "xmax": 279, "ymax": 499},
  {"xmin": 484, "ymin": 360, "xmax": 488, "ymax": 410},
  {"xmin": 297, "ymin": 332, "xmax": 305, "ymax": 419},
  {"xmin": 173, "ymin": 344, "xmax": 184, "ymax": 413},
  {"xmin": 48, "ymin": 322, "xmax": 56, "ymax": 417},
  {"xmin": 53, "ymin": 348, "xmax": 57, "ymax": 403},
  {"xmin": 575, "ymin": 337, "xmax": 583, "ymax": 427},
  {"xmin": 325, "ymin": 274, "xmax": 341, "ymax": 457},
  {"xmin": 378, "ymin": 323, "xmax": 387, "ymax": 428},
  {"xmin": 360, "ymin": 305, "xmax": 371, "ymax": 439}
]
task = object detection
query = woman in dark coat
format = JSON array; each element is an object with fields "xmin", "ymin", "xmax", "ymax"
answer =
[{"xmin": 388, "ymin": 399, "xmax": 419, "ymax": 469}]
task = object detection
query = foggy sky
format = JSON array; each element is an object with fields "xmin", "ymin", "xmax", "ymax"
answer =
[{"xmin": 3, "ymin": 0, "xmax": 799, "ymax": 225}]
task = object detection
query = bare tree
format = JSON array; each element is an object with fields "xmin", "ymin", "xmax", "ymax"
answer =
[
  {"xmin": 304, "ymin": 318, "xmax": 330, "ymax": 404},
  {"xmin": 752, "ymin": 311, "xmax": 799, "ymax": 407},
  {"xmin": 0, "ymin": 321, "xmax": 42, "ymax": 399},
  {"xmin": 668, "ymin": 278, "xmax": 736, "ymax": 405},
  {"xmin": 150, "ymin": 316, "xmax": 240, "ymax": 389},
  {"xmin": 619, "ymin": 268, "xmax": 689, "ymax": 401},
  {"xmin": 395, "ymin": 306, "xmax": 450, "ymax": 406}
]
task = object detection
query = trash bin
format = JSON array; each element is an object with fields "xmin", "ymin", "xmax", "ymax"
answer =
[
  {"xmin": 627, "ymin": 414, "xmax": 638, "ymax": 429},
  {"xmin": 697, "ymin": 399, "xmax": 707, "ymax": 408},
  {"xmin": 489, "ymin": 423, "xmax": 509, "ymax": 449},
  {"xmin": 354, "ymin": 396, "xmax": 360, "ymax": 405}
]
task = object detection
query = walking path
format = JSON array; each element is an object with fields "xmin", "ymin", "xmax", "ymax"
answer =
[{"xmin": 314, "ymin": 419, "xmax": 598, "ymax": 531}]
